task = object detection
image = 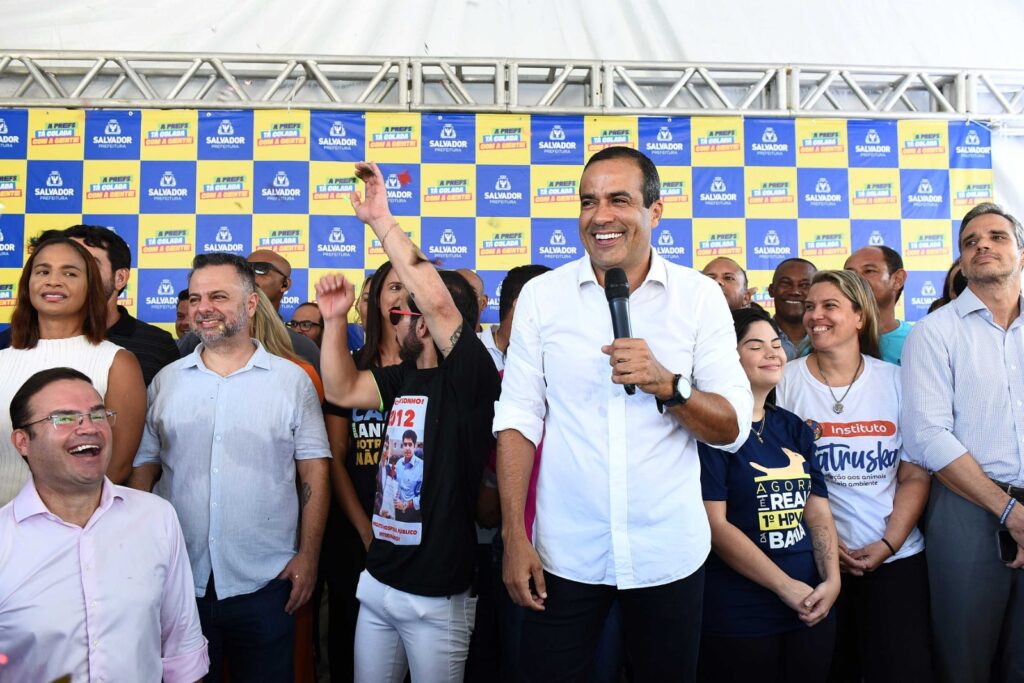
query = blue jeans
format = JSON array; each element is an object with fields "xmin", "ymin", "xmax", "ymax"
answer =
[{"xmin": 196, "ymin": 573, "xmax": 296, "ymax": 682}]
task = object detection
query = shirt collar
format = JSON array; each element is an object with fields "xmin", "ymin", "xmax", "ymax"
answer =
[
  {"xmin": 13, "ymin": 477, "xmax": 123, "ymax": 525},
  {"xmin": 184, "ymin": 338, "xmax": 271, "ymax": 373},
  {"xmin": 576, "ymin": 248, "xmax": 668, "ymax": 290},
  {"xmin": 952, "ymin": 286, "xmax": 1024, "ymax": 320}
]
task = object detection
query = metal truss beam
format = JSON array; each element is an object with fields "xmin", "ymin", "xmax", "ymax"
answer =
[{"xmin": 1, "ymin": 51, "xmax": 1022, "ymax": 123}]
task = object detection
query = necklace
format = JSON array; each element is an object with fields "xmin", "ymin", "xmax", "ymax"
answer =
[
  {"xmin": 817, "ymin": 354, "xmax": 864, "ymax": 414},
  {"xmin": 751, "ymin": 413, "xmax": 767, "ymax": 443}
]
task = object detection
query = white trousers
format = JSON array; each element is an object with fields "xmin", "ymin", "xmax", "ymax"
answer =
[{"xmin": 353, "ymin": 570, "xmax": 476, "ymax": 683}]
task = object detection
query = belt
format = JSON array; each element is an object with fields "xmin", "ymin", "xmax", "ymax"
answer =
[{"xmin": 993, "ymin": 479, "xmax": 1024, "ymax": 503}]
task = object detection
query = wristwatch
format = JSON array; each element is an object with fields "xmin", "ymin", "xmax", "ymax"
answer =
[{"xmin": 657, "ymin": 374, "xmax": 692, "ymax": 413}]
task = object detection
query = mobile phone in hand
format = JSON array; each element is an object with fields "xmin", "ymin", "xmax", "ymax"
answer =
[{"xmin": 998, "ymin": 528, "xmax": 1018, "ymax": 563}]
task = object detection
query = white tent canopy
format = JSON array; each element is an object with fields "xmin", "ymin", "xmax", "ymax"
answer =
[{"xmin": 5, "ymin": 0, "xmax": 1023, "ymax": 69}]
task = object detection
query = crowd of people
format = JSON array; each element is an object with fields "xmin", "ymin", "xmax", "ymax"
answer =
[{"xmin": 0, "ymin": 146, "xmax": 1021, "ymax": 683}]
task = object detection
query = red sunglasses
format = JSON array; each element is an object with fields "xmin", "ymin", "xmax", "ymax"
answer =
[{"xmin": 388, "ymin": 308, "xmax": 423, "ymax": 326}]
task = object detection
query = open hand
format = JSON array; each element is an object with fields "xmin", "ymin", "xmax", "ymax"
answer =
[{"xmin": 351, "ymin": 162, "xmax": 395, "ymax": 227}]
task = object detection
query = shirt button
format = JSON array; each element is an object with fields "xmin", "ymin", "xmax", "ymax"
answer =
[
  {"xmin": 215, "ymin": 434, "xmax": 222, "ymax": 442},
  {"xmin": 212, "ymin": 467, "xmax": 219, "ymax": 474},
  {"xmin": 91, "ymin": 601, "xmax": 97, "ymax": 608},
  {"xmin": 212, "ymin": 502, "xmax": 218, "ymax": 508}
]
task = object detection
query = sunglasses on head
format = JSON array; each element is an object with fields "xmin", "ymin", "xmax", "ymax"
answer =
[
  {"xmin": 249, "ymin": 261, "xmax": 288, "ymax": 278},
  {"xmin": 389, "ymin": 308, "xmax": 423, "ymax": 326}
]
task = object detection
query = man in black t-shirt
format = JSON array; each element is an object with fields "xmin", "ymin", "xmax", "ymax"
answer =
[{"xmin": 317, "ymin": 161, "xmax": 500, "ymax": 683}]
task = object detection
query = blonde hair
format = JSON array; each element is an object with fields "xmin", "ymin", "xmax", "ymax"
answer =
[
  {"xmin": 251, "ymin": 288, "xmax": 299, "ymax": 362},
  {"xmin": 810, "ymin": 270, "xmax": 881, "ymax": 359}
]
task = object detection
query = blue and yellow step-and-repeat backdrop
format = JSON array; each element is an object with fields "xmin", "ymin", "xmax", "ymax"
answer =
[{"xmin": 0, "ymin": 109, "xmax": 993, "ymax": 332}]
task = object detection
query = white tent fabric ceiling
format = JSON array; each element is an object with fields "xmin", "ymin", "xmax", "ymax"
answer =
[{"xmin": 3, "ymin": 0, "xmax": 1023, "ymax": 69}]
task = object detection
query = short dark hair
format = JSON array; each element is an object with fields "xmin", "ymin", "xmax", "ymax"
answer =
[
  {"xmin": 34, "ymin": 225, "xmax": 133, "ymax": 295},
  {"xmin": 498, "ymin": 265, "xmax": 551, "ymax": 322},
  {"xmin": 582, "ymin": 146, "xmax": 661, "ymax": 208},
  {"xmin": 402, "ymin": 429, "xmax": 417, "ymax": 444},
  {"xmin": 12, "ymin": 237, "xmax": 108, "ymax": 349},
  {"xmin": 771, "ymin": 257, "xmax": 817, "ymax": 283},
  {"xmin": 732, "ymin": 306, "xmax": 782, "ymax": 341},
  {"xmin": 703, "ymin": 257, "xmax": 749, "ymax": 289},
  {"xmin": 408, "ymin": 270, "xmax": 479, "ymax": 338},
  {"xmin": 958, "ymin": 202, "xmax": 1024, "ymax": 249},
  {"xmin": 876, "ymin": 245, "xmax": 905, "ymax": 303},
  {"xmin": 177, "ymin": 288, "xmax": 189, "ymax": 303},
  {"xmin": 189, "ymin": 253, "xmax": 257, "ymax": 294},
  {"xmin": 11, "ymin": 367, "xmax": 94, "ymax": 434},
  {"xmin": 295, "ymin": 301, "xmax": 324, "ymax": 325}
]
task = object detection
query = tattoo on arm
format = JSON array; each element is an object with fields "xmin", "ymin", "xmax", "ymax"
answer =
[
  {"xmin": 809, "ymin": 525, "xmax": 832, "ymax": 578},
  {"xmin": 440, "ymin": 325, "xmax": 463, "ymax": 357},
  {"xmin": 301, "ymin": 482, "xmax": 312, "ymax": 509}
]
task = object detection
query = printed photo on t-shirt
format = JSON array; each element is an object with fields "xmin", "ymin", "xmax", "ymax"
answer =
[{"xmin": 372, "ymin": 394, "xmax": 428, "ymax": 546}]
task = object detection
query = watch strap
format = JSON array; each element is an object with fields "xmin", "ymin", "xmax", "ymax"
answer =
[{"xmin": 657, "ymin": 373, "xmax": 686, "ymax": 413}]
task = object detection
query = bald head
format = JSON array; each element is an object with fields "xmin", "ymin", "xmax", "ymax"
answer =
[
  {"xmin": 456, "ymin": 268, "xmax": 488, "ymax": 330},
  {"xmin": 702, "ymin": 257, "xmax": 753, "ymax": 310},
  {"xmin": 247, "ymin": 250, "xmax": 292, "ymax": 310}
]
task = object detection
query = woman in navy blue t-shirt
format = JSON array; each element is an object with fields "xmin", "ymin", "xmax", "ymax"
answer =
[{"xmin": 697, "ymin": 307, "xmax": 841, "ymax": 682}]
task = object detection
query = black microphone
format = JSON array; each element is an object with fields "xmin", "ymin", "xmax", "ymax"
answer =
[{"xmin": 604, "ymin": 267, "xmax": 635, "ymax": 395}]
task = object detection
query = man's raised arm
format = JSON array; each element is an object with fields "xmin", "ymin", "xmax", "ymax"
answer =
[
  {"xmin": 316, "ymin": 273, "xmax": 382, "ymax": 409},
  {"xmin": 351, "ymin": 162, "xmax": 464, "ymax": 355}
]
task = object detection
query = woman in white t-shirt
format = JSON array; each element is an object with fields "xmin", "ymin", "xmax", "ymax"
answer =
[{"xmin": 776, "ymin": 269, "xmax": 932, "ymax": 683}]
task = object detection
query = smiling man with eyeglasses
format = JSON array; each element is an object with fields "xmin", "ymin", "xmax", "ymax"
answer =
[{"xmin": 0, "ymin": 367, "xmax": 209, "ymax": 682}]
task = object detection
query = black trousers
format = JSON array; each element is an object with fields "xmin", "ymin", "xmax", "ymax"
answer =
[
  {"xmin": 698, "ymin": 618, "xmax": 836, "ymax": 683},
  {"xmin": 521, "ymin": 567, "xmax": 704, "ymax": 682},
  {"xmin": 828, "ymin": 552, "xmax": 933, "ymax": 683}
]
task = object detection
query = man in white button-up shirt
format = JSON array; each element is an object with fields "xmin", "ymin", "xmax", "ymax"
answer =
[{"xmin": 494, "ymin": 146, "xmax": 753, "ymax": 681}]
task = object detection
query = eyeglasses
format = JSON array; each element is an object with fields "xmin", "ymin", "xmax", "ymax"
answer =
[
  {"xmin": 286, "ymin": 320, "xmax": 323, "ymax": 332},
  {"xmin": 388, "ymin": 308, "xmax": 423, "ymax": 326},
  {"xmin": 249, "ymin": 261, "xmax": 288, "ymax": 279},
  {"xmin": 17, "ymin": 409, "xmax": 117, "ymax": 431}
]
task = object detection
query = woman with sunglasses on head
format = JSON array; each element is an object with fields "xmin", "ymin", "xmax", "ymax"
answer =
[
  {"xmin": 776, "ymin": 270, "xmax": 933, "ymax": 683},
  {"xmin": 0, "ymin": 236, "xmax": 146, "ymax": 506},
  {"xmin": 697, "ymin": 307, "xmax": 840, "ymax": 683},
  {"xmin": 318, "ymin": 261, "xmax": 406, "ymax": 682}
]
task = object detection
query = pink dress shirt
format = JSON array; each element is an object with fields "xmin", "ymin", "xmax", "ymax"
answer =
[{"xmin": 0, "ymin": 478, "xmax": 209, "ymax": 683}]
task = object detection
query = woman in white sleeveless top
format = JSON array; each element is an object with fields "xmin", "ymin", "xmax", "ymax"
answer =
[{"xmin": 0, "ymin": 236, "xmax": 145, "ymax": 505}]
